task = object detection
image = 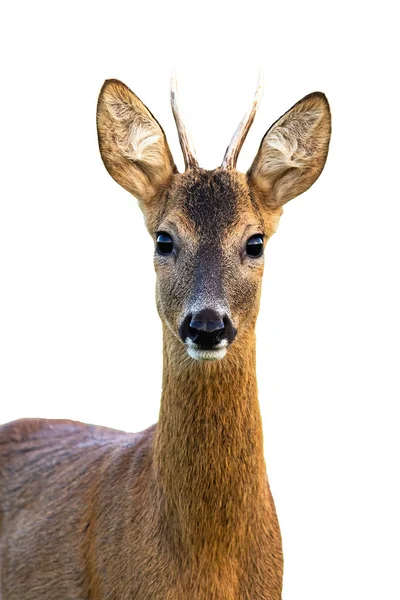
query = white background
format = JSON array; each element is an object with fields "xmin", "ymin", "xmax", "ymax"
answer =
[{"xmin": 1, "ymin": 1, "xmax": 399, "ymax": 598}]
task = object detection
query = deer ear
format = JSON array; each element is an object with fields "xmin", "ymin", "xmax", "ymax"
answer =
[
  {"xmin": 97, "ymin": 79, "xmax": 177, "ymax": 206},
  {"xmin": 247, "ymin": 92, "xmax": 331, "ymax": 207}
]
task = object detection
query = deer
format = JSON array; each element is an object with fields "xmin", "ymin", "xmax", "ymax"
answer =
[{"xmin": 0, "ymin": 74, "xmax": 331, "ymax": 600}]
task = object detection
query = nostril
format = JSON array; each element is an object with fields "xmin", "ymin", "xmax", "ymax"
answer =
[
  {"xmin": 188, "ymin": 322, "xmax": 225, "ymax": 346},
  {"xmin": 188, "ymin": 324, "xmax": 200, "ymax": 344},
  {"xmin": 223, "ymin": 315, "xmax": 237, "ymax": 345},
  {"xmin": 179, "ymin": 314, "xmax": 194, "ymax": 344}
]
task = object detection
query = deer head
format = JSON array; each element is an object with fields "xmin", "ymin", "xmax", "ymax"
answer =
[{"xmin": 97, "ymin": 77, "xmax": 331, "ymax": 361}]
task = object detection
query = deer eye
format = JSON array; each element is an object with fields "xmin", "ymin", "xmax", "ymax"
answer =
[
  {"xmin": 246, "ymin": 235, "xmax": 264, "ymax": 258},
  {"xmin": 156, "ymin": 232, "xmax": 174, "ymax": 255}
]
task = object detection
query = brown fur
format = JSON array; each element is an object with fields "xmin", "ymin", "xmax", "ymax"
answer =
[{"xmin": 0, "ymin": 79, "xmax": 331, "ymax": 599}]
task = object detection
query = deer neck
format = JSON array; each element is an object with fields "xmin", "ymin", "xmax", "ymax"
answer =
[{"xmin": 153, "ymin": 326, "xmax": 270, "ymax": 560}]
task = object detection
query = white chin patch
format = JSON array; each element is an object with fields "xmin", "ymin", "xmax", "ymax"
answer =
[{"xmin": 187, "ymin": 346, "xmax": 227, "ymax": 361}]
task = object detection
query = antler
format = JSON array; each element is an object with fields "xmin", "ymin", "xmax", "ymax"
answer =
[
  {"xmin": 221, "ymin": 71, "xmax": 264, "ymax": 170},
  {"xmin": 170, "ymin": 72, "xmax": 198, "ymax": 170}
]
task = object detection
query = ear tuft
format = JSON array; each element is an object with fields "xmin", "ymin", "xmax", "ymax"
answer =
[
  {"xmin": 97, "ymin": 79, "xmax": 176, "ymax": 206},
  {"xmin": 248, "ymin": 92, "xmax": 331, "ymax": 207}
]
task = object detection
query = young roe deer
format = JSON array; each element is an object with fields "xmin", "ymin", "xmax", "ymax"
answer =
[{"xmin": 0, "ymin": 75, "xmax": 331, "ymax": 599}]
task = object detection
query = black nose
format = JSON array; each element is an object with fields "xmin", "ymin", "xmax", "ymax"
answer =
[{"xmin": 179, "ymin": 309, "xmax": 237, "ymax": 349}]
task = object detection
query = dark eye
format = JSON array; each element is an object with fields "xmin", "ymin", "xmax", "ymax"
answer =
[
  {"xmin": 156, "ymin": 232, "xmax": 173, "ymax": 255},
  {"xmin": 246, "ymin": 235, "xmax": 264, "ymax": 258}
]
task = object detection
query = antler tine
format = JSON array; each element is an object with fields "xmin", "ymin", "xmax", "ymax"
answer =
[
  {"xmin": 170, "ymin": 71, "xmax": 199, "ymax": 170},
  {"xmin": 221, "ymin": 71, "xmax": 264, "ymax": 170}
]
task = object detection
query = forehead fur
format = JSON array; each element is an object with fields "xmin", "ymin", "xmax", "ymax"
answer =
[{"xmin": 162, "ymin": 168, "xmax": 262, "ymax": 234}]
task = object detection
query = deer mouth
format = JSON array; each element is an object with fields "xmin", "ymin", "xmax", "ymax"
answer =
[{"xmin": 185, "ymin": 339, "xmax": 228, "ymax": 361}]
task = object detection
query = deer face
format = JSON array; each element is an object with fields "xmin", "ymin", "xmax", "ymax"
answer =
[
  {"xmin": 97, "ymin": 78, "xmax": 331, "ymax": 361},
  {"xmin": 151, "ymin": 168, "xmax": 280, "ymax": 360}
]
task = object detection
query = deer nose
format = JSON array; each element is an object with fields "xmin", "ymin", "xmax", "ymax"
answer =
[{"xmin": 179, "ymin": 309, "xmax": 237, "ymax": 349}]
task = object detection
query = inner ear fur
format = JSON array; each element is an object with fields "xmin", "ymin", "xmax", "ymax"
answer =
[
  {"xmin": 97, "ymin": 79, "xmax": 177, "ymax": 205},
  {"xmin": 247, "ymin": 92, "xmax": 331, "ymax": 207}
]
